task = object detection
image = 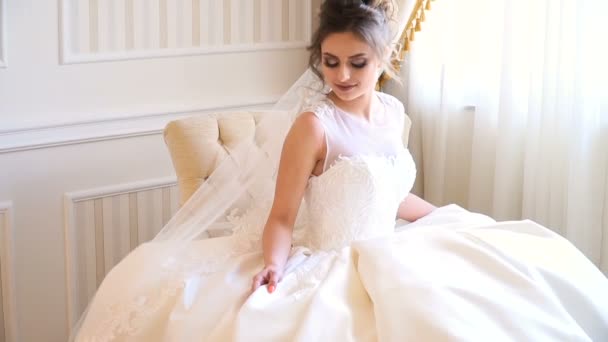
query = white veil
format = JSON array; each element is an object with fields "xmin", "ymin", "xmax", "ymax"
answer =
[
  {"xmin": 69, "ymin": 0, "xmax": 418, "ymax": 339},
  {"xmin": 68, "ymin": 69, "xmax": 327, "ymax": 340},
  {"xmin": 155, "ymin": 69, "xmax": 324, "ymax": 243}
]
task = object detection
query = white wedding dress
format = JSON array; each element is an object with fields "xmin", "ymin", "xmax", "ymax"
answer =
[{"xmin": 74, "ymin": 92, "xmax": 608, "ymax": 342}]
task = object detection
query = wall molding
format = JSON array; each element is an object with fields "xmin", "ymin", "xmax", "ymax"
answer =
[
  {"xmin": 0, "ymin": 201, "xmax": 18, "ymax": 342},
  {"xmin": 58, "ymin": 0, "xmax": 312, "ymax": 65},
  {"xmin": 61, "ymin": 42, "xmax": 309, "ymax": 65},
  {"xmin": 0, "ymin": 96, "xmax": 278, "ymax": 154},
  {"xmin": 0, "ymin": 0, "xmax": 7, "ymax": 68},
  {"xmin": 63, "ymin": 177, "xmax": 178, "ymax": 334},
  {"xmin": 66, "ymin": 177, "xmax": 177, "ymax": 203}
]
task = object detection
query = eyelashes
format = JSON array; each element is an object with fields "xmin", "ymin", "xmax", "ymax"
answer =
[{"xmin": 323, "ymin": 60, "xmax": 368, "ymax": 69}]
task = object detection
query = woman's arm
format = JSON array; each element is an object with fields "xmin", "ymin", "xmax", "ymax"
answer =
[
  {"xmin": 251, "ymin": 112, "xmax": 325, "ymax": 293},
  {"xmin": 397, "ymin": 193, "xmax": 436, "ymax": 222}
]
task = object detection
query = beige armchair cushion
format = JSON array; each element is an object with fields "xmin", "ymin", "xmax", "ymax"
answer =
[{"xmin": 164, "ymin": 111, "xmax": 412, "ymax": 206}]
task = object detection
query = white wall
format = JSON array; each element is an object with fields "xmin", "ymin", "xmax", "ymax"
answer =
[{"xmin": 0, "ymin": 1, "xmax": 315, "ymax": 341}]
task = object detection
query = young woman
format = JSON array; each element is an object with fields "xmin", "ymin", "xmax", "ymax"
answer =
[{"xmin": 251, "ymin": 0, "xmax": 435, "ymax": 294}]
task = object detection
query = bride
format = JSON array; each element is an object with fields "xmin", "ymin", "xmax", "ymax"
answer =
[{"xmin": 74, "ymin": 1, "xmax": 608, "ymax": 341}]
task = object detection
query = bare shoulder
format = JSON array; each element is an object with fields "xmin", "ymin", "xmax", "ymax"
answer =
[
  {"xmin": 278, "ymin": 111, "xmax": 326, "ymax": 165},
  {"xmin": 286, "ymin": 112, "xmax": 325, "ymax": 145}
]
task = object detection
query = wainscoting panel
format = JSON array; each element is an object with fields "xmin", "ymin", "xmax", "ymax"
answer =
[
  {"xmin": 0, "ymin": 202, "xmax": 17, "ymax": 342},
  {"xmin": 64, "ymin": 178, "xmax": 179, "ymax": 331},
  {"xmin": 60, "ymin": 0, "xmax": 313, "ymax": 63}
]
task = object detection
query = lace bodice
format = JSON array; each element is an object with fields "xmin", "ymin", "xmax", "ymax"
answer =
[
  {"xmin": 304, "ymin": 153, "xmax": 415, "ymax": 250},
  {"xmin": 301, "ymin": 92, "xmax": 416, "ymax": 250}
]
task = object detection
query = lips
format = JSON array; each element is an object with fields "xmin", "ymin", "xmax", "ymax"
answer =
[{"xmin": 334, "ymin": 84, "xmax": 357, "ymax": 92}]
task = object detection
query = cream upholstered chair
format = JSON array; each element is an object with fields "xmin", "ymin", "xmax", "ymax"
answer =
[{"xmin": 164, "ymin": 110, "xmax": 412, "ymax": 206}]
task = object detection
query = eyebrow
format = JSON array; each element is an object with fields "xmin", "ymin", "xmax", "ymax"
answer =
[{"xmin": 322, "ymin": 52, "xmax": 367, "ymax": 59}]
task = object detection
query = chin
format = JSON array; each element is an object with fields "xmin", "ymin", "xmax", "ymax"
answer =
[{"xmin": 332, "ymin": 88, "xmax": 366, "ymax": 102}]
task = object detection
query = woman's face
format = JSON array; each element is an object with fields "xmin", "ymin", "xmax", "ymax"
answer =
[{"xmin": 320, "ymin": 31, "xmax": 383, "ymax": 102}]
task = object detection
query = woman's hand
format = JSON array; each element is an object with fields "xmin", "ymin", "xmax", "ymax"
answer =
[{"xmin": 251, "ymin": 264, "xmax": 284, "ymax": 294}]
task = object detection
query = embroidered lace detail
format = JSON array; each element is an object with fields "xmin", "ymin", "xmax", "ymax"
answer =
[
  {"xmin": 302, "ymin": 100, "xmax": 334, "ymax": 120},
  {"xmin": 305, "ymin": 154, "xmax": 415, "ymax": 251},
  {"xmin": 226, "ymin": 153, "xmax": 416, "ymax": 252},
  {"xmin": 84, "ymin": 278, "xmax": 183, "ymax": 342}
]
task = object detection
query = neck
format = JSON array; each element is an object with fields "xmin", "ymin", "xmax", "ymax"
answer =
[{"xmin": 328, "ymin": 89, "xmax": 376, "ymax": 121}]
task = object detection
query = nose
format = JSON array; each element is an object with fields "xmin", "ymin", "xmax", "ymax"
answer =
[{"xmin": 337, "ymin": 65, "xmax": 351, "ymax": 82}]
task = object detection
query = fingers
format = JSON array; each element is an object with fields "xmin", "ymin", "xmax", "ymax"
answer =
[
  {"xmin": 251, "ymin": 267, "xmax": 283, "ymax": 294},
  {"xmin": 251, "ymin": 269, "xmax": 268, "ymax": 293},
  {"xmin": 267, "ymin": 271, "xmax": 279, "ymax": 293}
]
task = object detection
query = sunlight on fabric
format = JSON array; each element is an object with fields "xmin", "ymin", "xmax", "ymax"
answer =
[{"xmin": 402, "ymin": 0, "xmax": 608, "ymax": 274}]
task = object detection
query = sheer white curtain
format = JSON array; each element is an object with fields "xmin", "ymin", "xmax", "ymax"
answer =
[{"xmin": 391, "ymin": 0, "xmax": 608, "ymax": 273}]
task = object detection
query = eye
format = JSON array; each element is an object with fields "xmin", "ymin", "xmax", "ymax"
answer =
[
  {"xmin": 351, "ymin": 60, "xmax": 368, "ymax": 68},
  {"xmin": 323, "ymin": 58, "xmax": 339, "ymax": 68}
]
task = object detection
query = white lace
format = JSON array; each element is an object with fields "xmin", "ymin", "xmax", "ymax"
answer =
[
  {"xmin": 305, "ymin": 153, "xmax": 415, "ymax": 250},
  {"xmin": 83, "ymin": 279, "xmax": 183, "ymax": 342}
]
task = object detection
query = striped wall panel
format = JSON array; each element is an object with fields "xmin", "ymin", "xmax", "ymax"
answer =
[
  {"xmin": 60, "ymin": 0, "xmax": 312, "ymax": 64},
  {"xmin": 64, "ymin": 178, "xmax": 179, "ymax": 332}
]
